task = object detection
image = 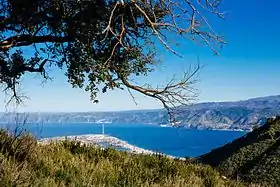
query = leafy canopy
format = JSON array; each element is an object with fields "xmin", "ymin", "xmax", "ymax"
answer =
[{"xmin": 0, "ymin": 0, "xmax": 224, "ymax": 120}]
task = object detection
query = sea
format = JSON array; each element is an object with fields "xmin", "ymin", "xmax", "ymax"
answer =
[{"xmin": 1, "ymin": 123, "xmax": 246, "ymax": 158}]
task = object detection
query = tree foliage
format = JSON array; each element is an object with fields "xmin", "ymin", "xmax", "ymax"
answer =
[{"xmin": 0, "ymin": 0, "xmax": 225, "ymax": 121}]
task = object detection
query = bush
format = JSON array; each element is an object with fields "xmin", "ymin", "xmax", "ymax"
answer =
[{"xmin": 0, "ymin": 129, "xmax": 36, "ymax": 162}]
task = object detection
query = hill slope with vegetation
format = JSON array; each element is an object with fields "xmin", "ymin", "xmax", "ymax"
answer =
[
  {"xmin": 0, "ymin": 129, "xmax": 254, "ymax": 187},
  {"xmin": 198, "ymin": 116, "xmax": 280, "ymax": 186}
]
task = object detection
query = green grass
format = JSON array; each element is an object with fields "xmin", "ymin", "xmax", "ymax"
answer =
[{"xmin": 0, "ymin": 129, "xmax": 256, "ymax": 187}]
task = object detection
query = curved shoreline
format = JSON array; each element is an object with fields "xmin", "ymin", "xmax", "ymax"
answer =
[{"xmin": 39, "ymin": 134, "xmax": 185, "ymax": 160}]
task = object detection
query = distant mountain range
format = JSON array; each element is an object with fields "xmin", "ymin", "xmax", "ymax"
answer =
[{"xmin": 1, "ymin": 95, "xmax": 280, "ymax": 131}]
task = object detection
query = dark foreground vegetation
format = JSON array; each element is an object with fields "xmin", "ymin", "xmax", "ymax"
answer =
[
  {"xmin": 0, "ymin": 128, "xmax": 256, "ymax": 187},
  {"xmin": 199, "ymin": 116, "xmax": 280, "ymax": 186}
]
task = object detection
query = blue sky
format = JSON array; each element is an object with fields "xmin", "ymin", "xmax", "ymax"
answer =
[{"xmin": 1, "ymin": 0, "xmax": 280, "ymax": 112}]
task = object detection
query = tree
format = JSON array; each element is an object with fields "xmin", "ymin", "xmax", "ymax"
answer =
[{"xmin": 0, "ymin": 0, "xmax": 225, "ymax": 122}]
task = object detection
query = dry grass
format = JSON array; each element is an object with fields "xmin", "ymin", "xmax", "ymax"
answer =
[{"xmin": 0, "ymin": 129, "xmax": 257, "ymax": 187}]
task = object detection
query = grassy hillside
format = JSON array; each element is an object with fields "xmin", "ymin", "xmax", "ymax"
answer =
[
  {"xmin": 0, "ymin": 129, "xmax": 253, "ymax": 187},
  {"xmin": 199, "ymin": 116, "xmax": 280, "ymax": 186}
]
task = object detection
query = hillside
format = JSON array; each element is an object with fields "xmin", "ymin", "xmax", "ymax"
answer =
[
  {"xmin": 198, "ymin": 116, "xmax": 280, "ymax": 186},
  {"xmin": 0, "ymin": 129, "xmax": 250, "ymax": 187},
  {"xmin": 1, "ymin": 95, "xmax": 280, "ymax": 131}
]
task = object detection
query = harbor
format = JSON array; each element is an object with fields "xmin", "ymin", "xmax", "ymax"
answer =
[{"xmin": 39, "ymin": 134, "xmax": 185, "ymax": 160}]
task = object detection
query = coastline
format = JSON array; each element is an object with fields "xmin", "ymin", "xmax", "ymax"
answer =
[
  {"xmin": 39, "ymin": 134, "xmax": 185, "ymax": 160},
  {"xmin": 4, "ymin": 121, "xmax": 252, "ymax": 132}
]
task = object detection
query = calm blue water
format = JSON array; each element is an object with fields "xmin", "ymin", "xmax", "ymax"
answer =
[{"xmin": 1, "ymin": 123, "xmax": 245, "ymax": 158}]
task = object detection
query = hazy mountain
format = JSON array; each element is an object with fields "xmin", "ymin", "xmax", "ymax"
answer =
[
  {"xmin": 1, "ymin": 95, "xmax": 280, "ymax": 131},
  {"xmin": 175, "ymin": 95, "xmax": 280, "ymax": 130}
]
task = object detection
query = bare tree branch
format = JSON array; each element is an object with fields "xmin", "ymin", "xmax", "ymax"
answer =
[{"xmin": 115, "ymin": 64, "xmax": 200, "ymax": 123}]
